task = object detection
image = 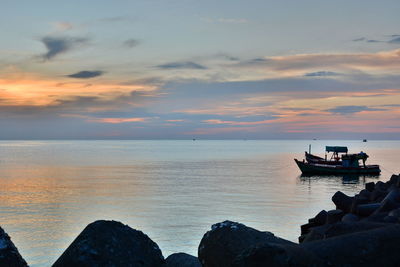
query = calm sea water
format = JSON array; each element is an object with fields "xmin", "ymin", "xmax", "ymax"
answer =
[{"xmin": 0, "ymin": 140, "xmax": 398, "ymax": 266}]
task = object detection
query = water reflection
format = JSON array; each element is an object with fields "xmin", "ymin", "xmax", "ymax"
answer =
[{"xmin": 299, "ymin": 174, "xmax": 380, "ymax": 184}]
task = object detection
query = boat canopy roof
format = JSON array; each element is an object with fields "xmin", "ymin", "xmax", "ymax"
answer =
[{"xmin": 325, "ymin": 146, "xmax": 348, "ymax": 153}]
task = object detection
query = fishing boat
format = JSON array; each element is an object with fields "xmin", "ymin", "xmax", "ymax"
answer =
[
  {"xmin": 295, "ymin": 149, "xmax": 381, "ymax": 175},
  {"xmin": 305, "ymin": 146, "xmax": 348, "ymax": 165}
]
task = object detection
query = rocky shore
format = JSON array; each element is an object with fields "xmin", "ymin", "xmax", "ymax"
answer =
[{"xmin": 2, "ymin": 174, "xmax": 400, "ymax": 266}]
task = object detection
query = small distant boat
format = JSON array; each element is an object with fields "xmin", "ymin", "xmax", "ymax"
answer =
[
  {"xmin": 363, "ymin": 139, "xmax": 367, "ymax": 142},
  {"xmin": 295, "ymin": 146, "xmax": 380, "ymax": 175}
]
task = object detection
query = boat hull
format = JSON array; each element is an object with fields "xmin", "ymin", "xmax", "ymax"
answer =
[{"xmin": 294, "ymin": 159, "xmax": 381, "ymax": 175}]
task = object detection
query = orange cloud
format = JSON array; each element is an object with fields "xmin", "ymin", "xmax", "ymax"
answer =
[{"xmin": 88, "ymin": 117, "xmax": 147, "ymax": 124}]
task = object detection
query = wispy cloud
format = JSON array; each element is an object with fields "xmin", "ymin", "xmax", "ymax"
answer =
[
  {"xmin": 326, "ymin": 105, "xmax": 384, "ymax": 114},
  {"xmin": 123, "ymin": 39, "xmax": 140, "ymax": 48},
  {"xmin": 304, "ymin": 71, "xmax": 340, "ymax": 77},
  {"xmin": 67, "ymin": 70, "xmax": 104, "ymax": 79},
  {"xmin": 39, "ymin": 36, "xmax": 88, "ymax": 61},
  {"xmin": 156, "ymin": 61, "xmax": 207, "ymax": 70},
  {"xmin": 88, "ymin": 117, "xmax": 147, "ymax": 124},
  {"xmin": 388, "ymin": 37, "xmax": 400, "ymax": 44},
  {"xmin": 201, "ymin": 17, "xmax": 248, "ymax": 24}
]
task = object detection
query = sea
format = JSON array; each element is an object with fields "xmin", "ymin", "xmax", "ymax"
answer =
[{"xmin": 0, "ymin": 140, "xmax": 398, "ymax": 266}]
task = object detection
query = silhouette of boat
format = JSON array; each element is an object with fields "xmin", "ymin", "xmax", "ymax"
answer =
[
  {"xmin": 305, "ymin": 146, "xmax": 348, "ymax": 165},
  {"xmin": 296, "ymin": 146, "xmax": 380, "ymax": 175}
]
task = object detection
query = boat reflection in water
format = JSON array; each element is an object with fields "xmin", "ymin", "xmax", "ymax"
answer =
[{"xmin": 299, "ymin": 173, "xmax": 380, "ymax": 184}]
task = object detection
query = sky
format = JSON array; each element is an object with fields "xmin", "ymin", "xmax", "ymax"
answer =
[{"xmin": 1, "ymin": 0, "xmax": 400, "ymax": 139}]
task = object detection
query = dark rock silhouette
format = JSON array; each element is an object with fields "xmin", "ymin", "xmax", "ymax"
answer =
[
  {"xmin": 301, "ymin": 225, "xmax": 400, "ymax": 266},
  {"xmin": 232, "ymin": 243, "xmax": 322, "ymax": 267},
  {"xmin": 52, "ymin": 220, "xmax": 165, "ymax": 267},
  {"xmin": 166, "ymin": 253, "xmax": 201, "ymax": 267},
  {"xmin": 0, "ymin": 227, "xmax": 28, "ymax": 267},
  {"xmin": 198, "ymin": 221, "xmax": 295, "ymax": 267}
]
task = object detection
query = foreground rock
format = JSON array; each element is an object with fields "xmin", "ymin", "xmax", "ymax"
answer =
[
  {"xmin": 301, "ymin": 225, "xmax": 400, "ymax": 266},
  {"xmin": 53, "ymin": 220, "xmax": 165, "ymax": 267},
  {"xmin": 0, "ymin": 227, "xmax": 28, "ymax": 267},
  {"xmin": 198, "ymin": 220, "xmax": 321, "ymax": 267},
  {"xmin": 300, "ymin": 174, "xmax": 400, "ymax": 243},
  {"xmin": 232, "ymin": 243, "xmax": 321, "ymax": 267},
  {"xmin": 166, "ymin": 253, "xmax": 201, "ymax": 267}
]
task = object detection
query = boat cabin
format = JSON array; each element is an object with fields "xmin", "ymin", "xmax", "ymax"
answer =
[
  {"xmin": 341, "ymin": 152, "xmax": 369, "ymax": 167},
  {"xmin": 325, "ymin": 146, "xmax": 348, "ymax": 161}
]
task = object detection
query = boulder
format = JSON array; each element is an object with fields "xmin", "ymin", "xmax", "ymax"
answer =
[
  {"xmin": 356, "ymin": 203, "xmax": 381, "ymax": 217},
  {"xmin": 365, "ymin": 182, "xmax": 375, "ymax": 192},
  {"xmin": 372, "ymin": 188, "xmax": 400, "ymax": 215},
  {"xmin": 232, "ymin": 243, "xmax": 322, "ymax": 267},
  {"xmin": 301, "ymin": 225, "xmax": 400, "ymax": 266},
  {"xmin": 198, "ymin": 221, "xmax": 293, "ymax": 267},
  {"xmin": 301, "ymin": 222, "xmax": 388, "ymax": 243},
  {"xmin": 326, "ymin": 209, "xmax": 344, "ymax": 224},
  {"xmin": 389, "ymin": 174, "xmax": 400, "ymax": 187},
  {"xmin": 341, "ymin": 213, "xmax": 359, "ymax": 223},
  {"xmin": 0, "ymin": 227, "xmax": 28, "ymax": 267},
  {"xmin": 389, "ymin": 208, "xmax": 400, "ymax": 218},
  {"xmin": 308, "ymin": 210, "xmax": 327, "ymax": 225},
  {"xmin": 53, "ymin": 220, "xmax": 165, "ymax": 267},
  {"xmin": 383, "ymin": 216, "xmax": 398, "ymax": 223},
  {"xmin": 166, "ymin": 253, "xmax": 201, "ymax": 267},
  {"xmin": 331, "ymin": 191, "xmax": 353, "ymax": 212}
]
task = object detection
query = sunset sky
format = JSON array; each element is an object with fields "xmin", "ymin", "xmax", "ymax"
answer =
[{"xmin": 1, "ymin": 0, "xmax": 400, "ymax": 139}]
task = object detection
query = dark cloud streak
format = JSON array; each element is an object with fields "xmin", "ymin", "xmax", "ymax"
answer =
[
  {"xmin": 123, "ymin": 39, "xmax": 140, "ymax": 48},
  {"xmin": 40, "ymin": 36, "xmax": 88, "ymax": 61},
  {"xmin": 67, "ymin": 70, "xmax": 104, "ymax": 79},
  {"xmin": 156, "ymin": 61, "xmax": 207, "ymax": 70}
]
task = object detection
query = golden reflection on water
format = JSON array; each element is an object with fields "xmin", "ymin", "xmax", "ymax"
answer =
[{"xmin": 0, "ymin": 140, "xmax": 398, "ymax": 266}]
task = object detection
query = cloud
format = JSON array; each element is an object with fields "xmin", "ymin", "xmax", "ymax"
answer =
[
  {"xmin": 67, "ymin": 70, "xmax": 104, "ymax": 79},
  {"xmin": 87, "ymin": 117, "xmax": 147, "ymax": 124},
  {"xmin": 39, "ymin": 36, "xmax": 88, "ymax": 60},
  {"xmin": 304, "ymin": 71, "xmax": 340, "ymax": 77},
  {"xmin": 123, "ymin": 39, "xmax": 140, "ymax": 48},
  {"xmin": 156, "ymin": 61, "xmax": 207, "ymax": 70},
  {"xmin": 388, "ymin": 37, "xmax": 400, "ymax": 44},
  {"xmin": 326, "ymin": 105, "xmax": 384, "ymax": 114},
  {"xmin": 201, "ymin": 17, "xmax": 248, "ymax": 24}
]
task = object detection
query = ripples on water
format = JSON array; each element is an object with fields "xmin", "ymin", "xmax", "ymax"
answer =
[{"xmin": 0, "ymin": 140, "xmax": 398, "ymax": 266}]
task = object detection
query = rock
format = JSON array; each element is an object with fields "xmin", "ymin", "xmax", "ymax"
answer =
[
  {"xmin": 370, "ymin": 189, "xmax": 388, "ymax": 202},
  {"xmin": 375, "ymin": 181, "xmax": 388, "ymax": 191},
  {"xmin": 0, "ymin": 227, "xmax": 28, "ymax": 267},
  {"xmin": 363, "ymin": 212, "xmax": 389, "ymax": 223},
  {"xmin": 389, "ymin": 208, "xmax": 400, "ymax": 218},
  {"xmin": 332, "ymin": 191, "xmax": 353, "ymax": 212},
  {"xmin": 326, "ymin": 209, "xmax": 344, "ymax": 224},
  {"xmin": 301, "ymin": 225, "xmax": 400, "ymax": 266},
  {"xmin": 389, "ymin": 174, "xmax": 400, "ymax": 187},
  {"xmin": 308, "ymin": 210, "xmax": 327, "ymax": 225},
  {"xmin": 350, "ymin": 196, "xmax": 370, "ymax": 213},
  {"xmin": 198, "ymin": 221, "xmax": 293, "ymax": 267},
  {"xmin": 301, "ymin": 222, "xmax": 388, "ymax": 243},
  {"xmin": 383, "ymin": 216, "xmax": 398, "ymax": 223},
  {"xmin": 359, "ymin": 189, "xmax": 372, "ymax": 199},
  {"xmin": 300, "ymin": 222, "xmax": 317, "ymax": 235},
  {"xmin": 232, "ymin": 243, "xmax": 322, "ymax": 267},
  {"xmin": 372, "ymin": 188, "xmax": 400, "ymax": 215},
  {"xmin": 53, "ymin": 220, "xmax": 165, "ymax": 267},
  {"xmin": 166, "ymin": 253, "xmax": 201, "ymax": 267},
  {"xmin": 341, "ymin": 213, "xmax": 359, "ymax": 222},
  {"xmin": 356, "ymin": 203, "xmax": 381, "ymax": 217},
  {"xmin": 365, "ymin": 182, "xmax": 375, "ymax": 192}
]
